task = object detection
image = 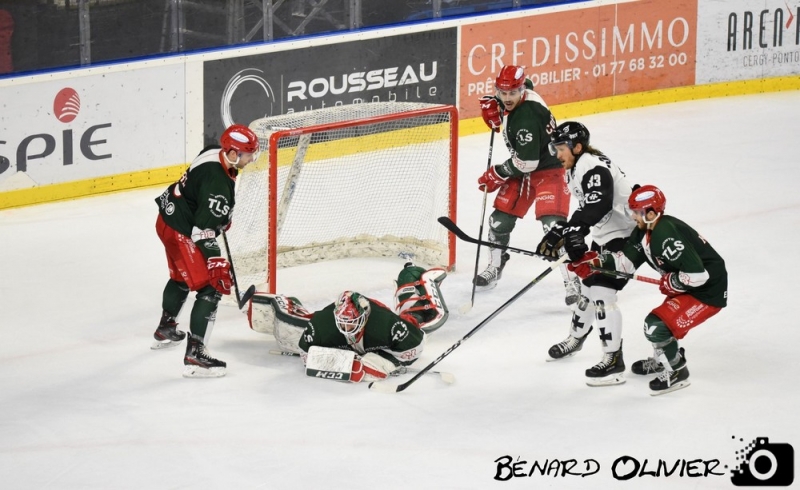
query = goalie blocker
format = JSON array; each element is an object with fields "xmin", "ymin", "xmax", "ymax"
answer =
[{"xmin": 247, "ymin": 263, "xmax": 449, "ymax": 382}]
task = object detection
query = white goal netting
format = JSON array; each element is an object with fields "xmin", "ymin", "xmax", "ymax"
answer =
[{"xmin": 222, "ymin": 102, "xmax": 457, "ymax": 294}]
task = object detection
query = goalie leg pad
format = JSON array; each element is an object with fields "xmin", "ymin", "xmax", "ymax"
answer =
[
  {"xmin": 394, "ymin": 265, "xmax": 449, "ymax": 334},
  {"xmin": 248, "ymin": 293, "xmax": 311, "ymax": 354}
]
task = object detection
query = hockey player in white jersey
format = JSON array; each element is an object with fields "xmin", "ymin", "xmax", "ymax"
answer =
[{"xmin": 536, "ymin": 121, "xmax": 636, "ymax": 386}]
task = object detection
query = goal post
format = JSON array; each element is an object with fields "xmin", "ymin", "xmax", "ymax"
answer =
[{"xmin": 223, "ymin": 102, "xmax": 458, "ymax": 295}]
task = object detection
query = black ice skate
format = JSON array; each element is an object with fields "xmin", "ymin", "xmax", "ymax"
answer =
[
  {"xmin": 183, "ymin": 335, "xmax": 226, "ymax": 378},
  {"xmin": 631, "ymin": 347, "xmax": 686, "ymax": 375},
  {"xmin": 547, "ymin": 325, "xmax": 593, "ymax": 361},
  {"xmin": 151, "ymin": 314, "xmax": 186, "ymax": 350},
  {"xmin": 649, "ymin": 358, "xmax": 690, "ymax": 396},
  {"xmin": 585, "ymin": 341, "xmax": 625, "ymax": 386},
  {"xmin": 473, "ymin": 252, "xmax": 510, "ymax": 290}
]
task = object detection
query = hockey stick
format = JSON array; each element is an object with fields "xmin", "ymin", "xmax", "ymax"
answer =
[
  {"xmin": 589, "ymin": 266, "xmax": 660, "ymax": 285},
  {"xmin": 463, "ymin": 131, "xmax": 496, "ymax": 314},
  {"xmin": 221, "ymin": 230, "xmax": 257, "ymax": 309},
  {"xmin": 439, "ymin": 216, "xmax": 547, "ymax": 259},
  {"xmin": 370, "ymin": 254, "xmax": 570, "ymax": 393},
  {"xmin": 440, "ymin": 217, "xmax": 660, "ymax": 286},
  {"xmin": 268, "ymin": 350, "xmax": 455, "ymax": 384}
]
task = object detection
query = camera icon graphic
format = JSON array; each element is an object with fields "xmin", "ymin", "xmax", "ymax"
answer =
[{"xmin": 730, "ymin": 437, "xmax": 794, "ymax": 486}]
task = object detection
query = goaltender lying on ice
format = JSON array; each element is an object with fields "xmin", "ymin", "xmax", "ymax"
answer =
[{"xmin": 247, "ymin": 263, "xmax": 449, "ymax": 383}]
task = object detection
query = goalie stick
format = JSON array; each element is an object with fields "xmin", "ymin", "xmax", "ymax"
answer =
[
  {"xmin": 221, "ymin": 230, "xmax": 257, "ymax": 309},
  {"xmin": 268, "ymin": 350, "xmax": 454, "ymax": 383},
  {"xmin": 439, "ymin": 216, "xmax": 659, "ymax": 286},
  {"xmin": 370, "ymin": 254, "xmax": 570, "ymax": 394}
]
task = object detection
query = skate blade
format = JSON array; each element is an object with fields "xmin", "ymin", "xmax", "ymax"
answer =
[
  {"xmin": 650, "ymin": 380, "xmax": 690, "ymax": 396},
  {"xmin": 586, "ymin": 373, "xmax": 626, "ymax": 386},
  {"xmin": 546, "ymin": 351, "xmax": 579, "ymax": 362},
  {"xmin": 474, "ymin": 282, "xmax": 498, "ymax": 291},
  {"xmin": 182, "ymin": 365, "xmax": 226, "ymax": 378},
  {"xmin": 150, "ymin": 339, "xmax": 183, "ymax": 350}
]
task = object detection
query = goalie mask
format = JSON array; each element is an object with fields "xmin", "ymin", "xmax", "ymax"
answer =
[{"xmin": 334, "ymin": 291, "xmax": 370, "ymax": 344}]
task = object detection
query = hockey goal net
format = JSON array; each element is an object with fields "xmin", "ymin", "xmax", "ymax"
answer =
[{"xmin": 222, "ymin": 102, "xmax": 458, "ymax": 295}]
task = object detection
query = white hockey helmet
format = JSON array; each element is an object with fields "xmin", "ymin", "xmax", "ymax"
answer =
[{"xmin": 333, "ymin": 291, "xmax": 370, "ymax": 344}]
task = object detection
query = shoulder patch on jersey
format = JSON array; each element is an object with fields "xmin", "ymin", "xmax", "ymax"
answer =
[
  {"xmin": 390, "ymin": 321, "xmax": 409, "ymax": 342},
  {"xmin": 304, "ymin": 321, "xmax": 317, "ymax": 344},
  {"xmin": 585, "ymin": 191, "xmax": 602, "ymax": 204},
  {"xmin": 515, "ymin": 128, "xmax": 534, "ymax": 146},
  {"xmin": 660, "ymin": 237, "xmax": 685, "ymax": 260},
  {"xmin": 208, "ymin": 194, "xmax": 231, "ymax": 218}
]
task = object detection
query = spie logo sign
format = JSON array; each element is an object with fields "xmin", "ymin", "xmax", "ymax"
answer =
[
  {"xmin": 0, "ymin": 87, "xmax": 112, "ymax": 175},
  {"xmin": 54, "ymin": 88, "xmax": 81, "ymax": 123}
]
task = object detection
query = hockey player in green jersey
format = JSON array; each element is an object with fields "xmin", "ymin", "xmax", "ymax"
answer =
[
  {"xmin": 152, "ymin": 124, "xmax": 260, "ymax": 378},
  {"xmin": 247, "ymin": 263, "xmax": 449, "ymax": 383},
  {"xmin": 569, "ymin": 185, "xmax": 728, "ymax": 395},
  {"xmin": 477, "ymin": 65, "xmax": 577, "ymax": 305}
]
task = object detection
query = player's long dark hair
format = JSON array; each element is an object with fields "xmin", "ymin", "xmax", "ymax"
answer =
[{"xmin": 583, "ymin": 144, "xmax": 605, "ymax": 157}]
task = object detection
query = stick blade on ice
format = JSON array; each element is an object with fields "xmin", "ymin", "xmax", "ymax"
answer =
[{"xmin": 368, "ymin": 381, "xmax": 402, "ymax": 393}]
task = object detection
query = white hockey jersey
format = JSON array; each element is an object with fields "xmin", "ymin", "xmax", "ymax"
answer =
[{"xmin": 566, "ymin": 151, "xmax": 635, "ymax": 246}]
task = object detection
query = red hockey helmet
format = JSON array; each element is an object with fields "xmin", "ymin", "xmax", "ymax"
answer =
[
  {"xmin": 495, "ymin": 65, "xmax": 526, "ymax": 91},
  {"xmin": 220, "ymin": 124, "xmax": 259, "ymax": 154},
  {"xmin": 628, "ymin": 185, "xmax": 667, "ymax": 215}
]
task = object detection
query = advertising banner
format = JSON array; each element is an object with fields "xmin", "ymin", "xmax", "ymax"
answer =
[
  {"xmin": 697, "ymin": 0, "xmax": 800, "ymax": 83},
  {"xmin": 0, "ymin": 65, "xmax": 186, "ymax": 190},
  {"xmin": 459, "ymin": 0, "xmax": 697, "ymax": 118},
  {"xmin": 203, "ymin": 28, "xmax": 458, "ymax": 143}
]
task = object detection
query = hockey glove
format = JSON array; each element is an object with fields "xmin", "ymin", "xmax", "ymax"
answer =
[
  {"xmin": 478, "ymin": 166, "xmax": 508, "ymax": 193},
  {"xmin": 659, "ymin": 272, "xmax": 688, "ymax": 297},
  {"xmin": 207, "ymin": 257, "xmax": 233, "ymax": 295},
  {"xmin": 479, "ymin": 95, "xmax": 502, "ymax": 132},
  {"xmin": 536, "ymin": 221, "xmax": 566, "ymax": 260},
  {"xmin": 562, "ymin": 225, "xmax": 589, "ymax": 262},
  {"xmin": 567, "ymin": 251, "xmax": 601, "ymax": 280},
  {"xmin": 350, "ymin": 353, "xmax": 394, "ymax": 383}
]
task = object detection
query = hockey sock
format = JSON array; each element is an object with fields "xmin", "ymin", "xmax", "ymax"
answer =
[
  {"xmin": 189, "ymin": 286, "xmax": 221, "ymax": 340},
  {"xmin": 162, "ymin": 279, "xmax": 190, "ymax": 318},
  {"xmin": 644, "ymin": 313, "xmax": 681, "ymax": 366},
  {"xmin": 589, "ymin": 286, "xmax": 622, "ymax": 352}
]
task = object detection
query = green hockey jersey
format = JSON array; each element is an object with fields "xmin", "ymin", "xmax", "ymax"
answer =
[
  {"xmin": 622, "ymin": 215, "xmax": 728, "ymax": 307},
  {"xmin": 298, "ymin": 298, "xmax": 425, "ymax": 367},
  {"xmin": 155, "ymin": 146, "xmax": 237, "ymax": 260},
  {"xmin": 494, "ymin": 86, "xmax": 561, "ymax": 178}
]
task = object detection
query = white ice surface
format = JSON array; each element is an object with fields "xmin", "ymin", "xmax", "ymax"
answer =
[{"xmin": 2, "ymin": 92, "xmax": 799, "ymax": 489}]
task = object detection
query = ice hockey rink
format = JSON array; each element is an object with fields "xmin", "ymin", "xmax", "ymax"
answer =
[{"xmin": 2, "ymin": 91, "xmax": 799, "ymax": 489}]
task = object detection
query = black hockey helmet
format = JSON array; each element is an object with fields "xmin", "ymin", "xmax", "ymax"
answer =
[{"xmin": 549, "ymin": 121, "xmax": 590, "ymax": 155}]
